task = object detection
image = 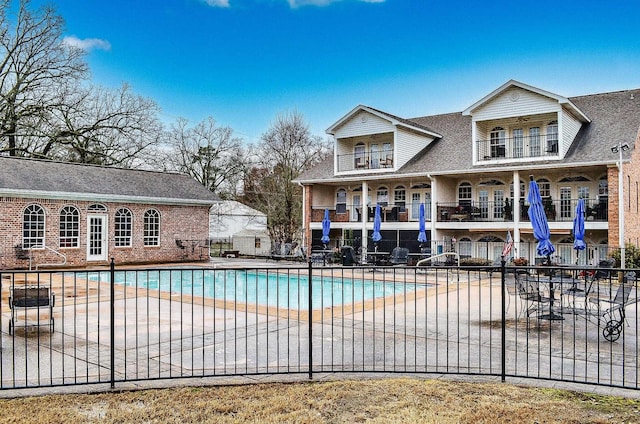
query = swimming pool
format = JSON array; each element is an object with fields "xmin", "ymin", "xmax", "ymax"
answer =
[{"xmin": 85, "ymin": 269, "xmax": 425, "ymax": 310}]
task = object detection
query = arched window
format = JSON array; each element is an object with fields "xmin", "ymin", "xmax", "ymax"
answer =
[
  {"xmin": 59, "ymin": 205, "xmax": 79, "ymax": 248},
  {"xmin": 458, "ymin": 237, "xmax": 473, "ymax": 258},
  {"xmin": 490, "ymin": 127, "xmax": 506, "ymax": 158},
  {"xmin": 143, "ymin": 209, "xmax": 160, "ymax": 246},
  {"xmin": 458, "ymin": 182, "xmax": 472, "ymax": 205},
  {"xmin": 536, "ymin": 178, "xmax": 551, "ymax": 198},
  {"xmin": 23, "ymin": 204, "xmax": 45, "ymax": 248},
  {"xmin": 376, "ymin": 186, "xmax": 389, "ymax": 206},
  {"xmin": 115, "ymin": 208, "xmax": 133, "ymax": 247}
]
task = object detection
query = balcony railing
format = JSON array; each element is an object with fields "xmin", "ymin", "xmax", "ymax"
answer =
[
  {"xmin": 336, "ymin": 152, "xmax": 394, "ymax": 172},
  {"xmin": 311, "ymin": 202, "xmax": 431, "ymax": 223},
  {"xmin": 437, "ymin": 198, "xmax": 608, "ymax": 222},
  {"xmin": 476, "ymin": 134, "xmax": 558, "ymax": 161},
  {"xmin": 312, "ymin": 199, "xmax": 608, "ymax": 224}
]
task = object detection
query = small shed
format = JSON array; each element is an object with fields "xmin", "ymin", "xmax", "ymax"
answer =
[
  {"xmin": 209, "ymin": 201, "xmax": 267, "ymax": 241},
  {"xmin": 232, "ymin": 229, "xmax": 272, "ymax": 257}
]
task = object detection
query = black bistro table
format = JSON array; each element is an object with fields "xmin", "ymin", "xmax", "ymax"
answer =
[
  {"xmin": 534, "ymin": 273, "xmax": 587, "ymax": 320},
  {"xmin": 367, "ymin": 251, "xmax": 390, "ymax": 266}
]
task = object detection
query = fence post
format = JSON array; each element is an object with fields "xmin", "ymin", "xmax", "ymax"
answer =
[
  {"xmin": 500, "ymin": 256, "xmax": 506, "ymax": 382},
  {"xmin": 110, "ymin": 257, "xmax": 115, "ymax": 389},
  {"xmin": 308, "ymin": 258, "xmax": 313, "ymax": 380}
]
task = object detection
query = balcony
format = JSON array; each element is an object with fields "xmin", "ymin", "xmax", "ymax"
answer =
[
  {"xmin": 311, "ymin": 202, "xmax": 431, "ymax": 223},
  {"xmin": 476, "ymin": 134, "xmax": 559, "ymax": 161},
  {"xmin": 336, "ymin": 152, "xmax": 394, "ymax": 172},
  {"xmin": 437, "ymin": 198, "xmax": 608, "ymax": 223}
]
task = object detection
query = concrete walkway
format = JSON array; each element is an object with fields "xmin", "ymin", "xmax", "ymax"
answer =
[{"xmin": 0, "ymin": 258, "xmax": 638, "ymax": 398}]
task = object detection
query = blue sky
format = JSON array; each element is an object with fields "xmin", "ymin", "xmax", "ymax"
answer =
[{"xmin": 41, "ymin": 0, "xmax": 640, "ymax": 144}]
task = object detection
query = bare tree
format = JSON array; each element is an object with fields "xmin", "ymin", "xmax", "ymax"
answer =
[
  {"xmin": 164, "ymin": 116, "xmax": 246, "ymax": 198},
  {"xmin": 26, "ymin": 83, "xmax": 163, "ymax": 166},
  {"xmin": 243, "ymin": 111, "xmax": 331, "ymax": 247},
  {"xmin": 0, "ymin": 0, "xmax": 88, "ymax": 156}
]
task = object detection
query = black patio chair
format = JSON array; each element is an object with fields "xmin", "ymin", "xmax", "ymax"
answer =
[{"xmin": 389, "ymin": 247, "xmax": 409, "ymax": 265}]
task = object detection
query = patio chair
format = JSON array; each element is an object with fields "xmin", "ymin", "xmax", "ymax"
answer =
[
  {"xmin": 8, "ymin": 285, "xmax": 55, "ymax": 335},
  {"xmin": 586, "ymin": 272, "xmax": 636, "ymax": 341},
  {"xmin": 515, "ymin": 274, "xmax": 551, "ymax": 328},
  {"xmin": 354, "ymin": 157, "xmax": 368, "ymax": 169},
  {"xmin": 340, "ymin": 246, "xmax": 357, "ymax": 266},
  {"xmin": 389, "ymin": 247, "xmax": 409, "ymax": 265}
]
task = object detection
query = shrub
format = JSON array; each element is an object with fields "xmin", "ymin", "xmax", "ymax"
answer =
[
  {"xmin": 459, "ymin": 257, "xmax": 492, "ymax": 266},
  {"xmin": 609, "ymin": 244, "xmax": 640, "ymax": 268}
]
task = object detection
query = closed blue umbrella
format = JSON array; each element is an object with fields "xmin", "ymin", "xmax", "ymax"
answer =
[
  {"xmin": 372, "ymin": 204, "xmax": 382, "ymax": 244},
  {"xmin": 418, "ymin": 203, "xmax": 427, "ymax": 244},
  {"xmin": 527, "ymin": 177, "xmax": 555, "ymax": 259},
  {"xmin": 573, "ymin": 198, "xmax": 586, "ymax": 262},
  {"xmin": 321, "ymin": 208, "xmax": 331, "ymax": 246}
]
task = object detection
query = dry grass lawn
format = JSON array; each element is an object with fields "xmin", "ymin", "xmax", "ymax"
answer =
[{"xmin": 0, "ymin": 378, "xmax": 639, "ymax": 423}]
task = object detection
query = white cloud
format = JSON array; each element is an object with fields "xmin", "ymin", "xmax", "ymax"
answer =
[
  {"xmin": 204, "ymin": 0, "xmax": 230, "ymax": 7},
  {"xmin": 287, "ymin": 0, "xmax": 384, "ymax": 7},
  {"xmin": 62, "ymin": 36, "xmax": 111, "ymax": 52}
]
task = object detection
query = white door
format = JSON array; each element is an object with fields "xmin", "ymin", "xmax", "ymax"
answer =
[
  {"xmin": 87, "ymin": 214, "xmax": 108, "ymax": 261},
  {"xmin": 370, "ymin": 144, "xmax": 379, "ymax": 169}
]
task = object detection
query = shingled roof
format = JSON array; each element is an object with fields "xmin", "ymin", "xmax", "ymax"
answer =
[
  {"xmin": 296, "ymin": 87, "xmax": 640, "ymax": 182},
  {"xmin": 0, "ymin": 157, "xmax": 220, "ymax": 205}
]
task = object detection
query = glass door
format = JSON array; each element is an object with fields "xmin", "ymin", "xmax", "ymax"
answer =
[
  {"xmin": 370, "ymin": 144, "xmax": 379, "ymax": 169},
  {"xmin": 87, "ymin": 214, "xmax": 108, "ymax": 261}
]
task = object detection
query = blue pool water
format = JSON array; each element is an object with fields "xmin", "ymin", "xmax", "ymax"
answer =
[{"xmin": 85, "ymin": 269, "xmax": 424, "ymax": 310}]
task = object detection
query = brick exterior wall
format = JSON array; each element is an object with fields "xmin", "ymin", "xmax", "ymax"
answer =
[
  {"xmin": 0, "ymin": 197, "xmax": 210, "ymax": 269},
  {"xmin": 608, "ymin": 129, "xmax": 640, "ymax": 248}
]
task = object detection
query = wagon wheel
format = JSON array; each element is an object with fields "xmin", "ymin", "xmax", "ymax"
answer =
[{"xmin": 603, "ymin": 320, "xmax": 623, "ymax": 342}]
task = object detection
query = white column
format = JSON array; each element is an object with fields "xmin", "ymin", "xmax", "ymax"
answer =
[
  {"xmin": 429, "ymin": 176, "xmax": 438, "ymax": 253},
  {"xmin": 362, "ymin": 181, "xmax": 368, "ymax": 261},
  {"xmin": 512, "ymin": 171, "xmax": 522, "ymax": 261},
  {"xmin": 618, "ymin": 148, "xmax": 626, "ymax": 269},
  {"xmin": 513, "ymin": 170, "xmax": 521, "ymax": 242}
]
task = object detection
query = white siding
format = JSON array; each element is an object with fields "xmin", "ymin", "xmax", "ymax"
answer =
[
  {"xmin": 475, "ymin": 112, "xmax": 557, "ymax": 140},
  {"xmin": 333, "ymin": 111, "xmax": 395, "ymax": 138},
  {"xmin": 396, "ymin": 128, "xmax": 434, "ymax": 168},
  {"xmin": 561, "ymin": 108, "xmax": 583, "ymax": 155},
  {"xmin": 233, "ymin": 231, "xmax": 272, "ymax": 256},
  {"xmin": 472, "ymin": 87, "xmax": 560, "ymax": 120},
  {"xmin": 209, "ymin": 201, "xmax": 268, "ymax": 240}
]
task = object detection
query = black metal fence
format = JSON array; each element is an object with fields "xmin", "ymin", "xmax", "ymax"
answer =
[{"xmin": 0, "ymin": 260, "xmax": 638, "ymax": 391}]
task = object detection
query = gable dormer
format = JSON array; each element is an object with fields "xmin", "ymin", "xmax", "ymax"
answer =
[
  {"xmin": 327, "ymin": 105, "xmax": 441, "ymax": 175},
  {"xmin": 463, "ymin": 80, "xmax": 590, "ymax": 165}
]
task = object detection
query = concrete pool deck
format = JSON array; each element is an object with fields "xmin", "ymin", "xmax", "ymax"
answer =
[{"xmin": 0, "ymin": 257, "xmax": 638, "ymax": 398}]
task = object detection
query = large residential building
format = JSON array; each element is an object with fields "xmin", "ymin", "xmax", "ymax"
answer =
[
  {"xmin": 295, "ymin": 80, "xmax": 640, "ymax": 265},
  {"xmin": 0, "ymin": 157, "xmax": 219, "ymax": 269}
]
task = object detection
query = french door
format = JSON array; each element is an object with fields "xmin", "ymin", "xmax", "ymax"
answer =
[{"xmin": 87, "ymin": 214, "xmax": 108, "ymax": 261}]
